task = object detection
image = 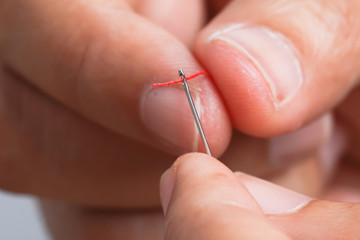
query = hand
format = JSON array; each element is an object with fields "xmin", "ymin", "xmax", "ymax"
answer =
[
  {"xmin": 1, "ymin": 0, "xmax": 360, "ymax": 238},
  {"xmin": 39, "ymin": 151, "xmax": 360, "ymax": 240},
  {"xmin": 0, "ymin": 0, "xmax": 231, "ymax": 207},
  {"xmin": 161, "ymin": 153, "xmax": 360, "ymax": 240},
  {"xmin": 1, "ymin": 0, "xmax": 359, "ymax": 208}
]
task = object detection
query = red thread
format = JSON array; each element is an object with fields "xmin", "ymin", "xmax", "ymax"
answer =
[{"xmin": 152, "ymin": 71, "xmax": 208, "ymax": 87}]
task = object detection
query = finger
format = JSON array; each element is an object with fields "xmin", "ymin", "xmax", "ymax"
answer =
[
  {"xmin": 323, "ymin": 165, "xmax": 360, "ymax": 202},
  {"xmin": 207, "ymin": 0, "xmax": 230, "ymax": 16},
  {"xmin": 0, "ymin": 68, "xmax": 173, "ymax": 208},
  {"xmin": 135, "ymin": 0, "xmax": 206, "ymax": 46},
  {"xmin": 40, "ymin": 199, "xmax": 164, "ymax": 240},
  {"xmin": 195, "ymin": 0, "xmax": 360, "ymax": 137},
  {"xmin": 270, "ymin": 199, "xmax": 360, "ymax": 240},
  {"xmin": 222, "ymin": 114, "xmax": 333, "ymax": 174},
  {"xmin": 0, "ymin": 0, "xmax": 231, "ymax": 157},
  {"xmin": 161, "ymin": 153, "xmax": 290, "ymax": 240},
  {"xmin": 268, "ymin": 117, "xmax": 346, "ymax": 196},
  {"xmin": 335, "ymin": 86, "xmax": 360, "ymax": 166},
  {"xmin": 238, "ymin": 173, "xmax": 360, "ymax": 240},
  {"xmin": 221, "ymin": 114, "xmax": 346, "ymax": 197}
]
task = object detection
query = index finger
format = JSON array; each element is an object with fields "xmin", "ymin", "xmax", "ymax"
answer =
[{"xmin": 0, "ymin": 0, "xmax": 231, "ymax": 156}]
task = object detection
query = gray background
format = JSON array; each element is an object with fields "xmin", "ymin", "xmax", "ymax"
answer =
[{"xmin": 0, "ymin": 190, "xmax": 50, "ymax": 240}]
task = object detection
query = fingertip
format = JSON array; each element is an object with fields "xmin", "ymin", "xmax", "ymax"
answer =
[
  {"xmin": 172, "ymin": 152, "xmax": 233, "ymax": 180},
  {"xmin": 142, "ymin": 71, "xmax": 231, "ymax": 157},
  {"xmin": 195, "ymin": 0, "xmax": 360, "ymax": 137},
  {"xmin": 163, "ymin": 153, "xmax": 290, "ymax": 240},
  {"xmin": 164, "ymin": 152, "xmax": 260, "ymax": 214},
  {"xmin": 160, "ymin": 152, "xmax": 230, "ymax": 216},
  {"xmin": 195, "ymin": 25, "xmax": 304, "ymax": 137}
]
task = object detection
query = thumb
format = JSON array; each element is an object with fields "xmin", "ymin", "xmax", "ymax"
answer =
[
  {"xmin": 195, "ymin": 0, "xmax": 360, "ymax": 137},
  {"xmin": 160, "ymin": 153, "xmax": 289, "ymax": 240}
]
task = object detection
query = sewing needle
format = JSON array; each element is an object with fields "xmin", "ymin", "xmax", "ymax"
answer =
[{"xmin": 178, "ymin": 69, "xmax": 212, "ymax": 156}]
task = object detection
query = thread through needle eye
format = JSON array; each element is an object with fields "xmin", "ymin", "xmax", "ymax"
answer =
[{"xmin": 178, "ymin": 69, "xmax": 212, "ymax": 156}]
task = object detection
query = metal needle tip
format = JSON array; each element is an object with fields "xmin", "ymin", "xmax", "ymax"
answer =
[{"xmin": 178, "ymin": 69, "xmax": 212, "ymax": 156}]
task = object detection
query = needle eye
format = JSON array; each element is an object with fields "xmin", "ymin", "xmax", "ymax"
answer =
[{"xmin": 178, "ymin": 69, "xmax": 212, "ymax": 156}]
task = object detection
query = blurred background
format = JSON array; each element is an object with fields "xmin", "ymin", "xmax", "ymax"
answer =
[{"xmin": 0, "ymin": 190, "xmax": 50, "ymax": 240}]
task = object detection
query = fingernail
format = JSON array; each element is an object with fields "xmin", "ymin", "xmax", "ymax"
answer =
[
  {"xmin": 235, "ymin": 172, "xmax": 312, "ymax": 215},
  {"xmin": 141, "ymin": 86, "xmax": 199, "ymax": 153},
  {"xmin": 160, "ymin": 167, "xmax": 176, "ymax": 215},
  {"xmin": 269, "ymin": 114, "xmax": 333, "ymax": 167},
  {"xmin": 209, "ymin": 24, "xmax": 303, "ymax": 109}
]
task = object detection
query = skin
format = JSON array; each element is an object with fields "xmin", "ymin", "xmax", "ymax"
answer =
[
  {"xmin": 0, "ymin": 0, "xmax": 360, "ymax": 239},
  {"xmin": 162, "ymin": 154, "xmax": 360, "ymax": 240}
]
